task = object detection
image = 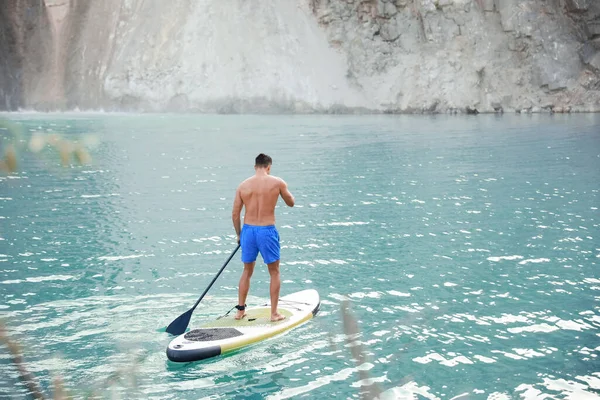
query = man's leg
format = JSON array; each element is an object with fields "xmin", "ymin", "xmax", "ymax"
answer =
[
  {"xmin": 267, "ymin": 260, "xmax": 285, "ymax": 322},
  {"xmin": 236, "ymin": 261, "xmax": 255, "ymax": 320}
]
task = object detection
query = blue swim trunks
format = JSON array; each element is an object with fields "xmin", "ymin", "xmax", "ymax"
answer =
[{"xmin": 240, "ymin": 224, "xmax": 280, "ymax": 264}]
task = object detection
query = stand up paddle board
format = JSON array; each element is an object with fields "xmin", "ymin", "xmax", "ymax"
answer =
[{"xmin": 166, "ymin": 289, "xmax": 320, "ymax": 362}]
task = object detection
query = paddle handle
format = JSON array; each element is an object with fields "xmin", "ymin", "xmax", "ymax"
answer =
[{"xmin": 190, "ymin": 244, "xmax": 240, "ymax": 311}]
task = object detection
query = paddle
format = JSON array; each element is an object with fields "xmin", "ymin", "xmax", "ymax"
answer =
[{"xmin": 165, "ymin": 244, "xmax": 241, "ymax": 335}]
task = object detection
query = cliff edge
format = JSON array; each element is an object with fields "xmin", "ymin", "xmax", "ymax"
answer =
[{"xmin": 0, "ymin": 0, "xmax": 599, "ymax": 113}]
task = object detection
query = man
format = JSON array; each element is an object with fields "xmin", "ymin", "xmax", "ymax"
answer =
[{"xmin": 231, "ymin": 153, "xmax": 295, "ymax": 322}]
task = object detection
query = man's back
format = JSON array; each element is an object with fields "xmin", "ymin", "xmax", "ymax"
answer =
[{"xmin": 239, "ymin": 175, "xmax": 283, "ymax": 226}]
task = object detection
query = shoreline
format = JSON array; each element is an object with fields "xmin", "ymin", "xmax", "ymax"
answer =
[{"xmin": 1, "ymin": 108, "xmax": 599, "ymax": 117}]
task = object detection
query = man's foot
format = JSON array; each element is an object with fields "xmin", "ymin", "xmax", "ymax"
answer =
[
  {"xmin": 234, "ymin": 304, "xmax": 246, "ymax": 320},
  {"xmin": 234, "ymin": 310, "xmax": 246, "ymax": 320},
  {"xmin": 270, "ymin": 313, "xmax": 286, "ymax": 322}
]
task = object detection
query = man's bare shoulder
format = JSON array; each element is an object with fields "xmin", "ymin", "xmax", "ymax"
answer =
[
  {"xmin": 238, "ymin": 176, "xmax": 255, "ymax": 188},
  {"xmin": 269, "ymin": 175, "xmax": 286, "ymax": 184}
]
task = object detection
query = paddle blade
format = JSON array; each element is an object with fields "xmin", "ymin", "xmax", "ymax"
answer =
[{"xmin": 165, "ymin": 309, "xmax": 193, "ymax": 336}]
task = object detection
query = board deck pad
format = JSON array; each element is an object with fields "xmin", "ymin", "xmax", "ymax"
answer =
[
  {"xmin": 184, "ymin": 328, "xmax": 243, "ymax": 342},
  {"xmin": 203, "ymin": 308, "xmax": 293, "ymax": 327},
  {"xmin": 166, "ymin": 289, "xmax": 320, "ymax": 363}
]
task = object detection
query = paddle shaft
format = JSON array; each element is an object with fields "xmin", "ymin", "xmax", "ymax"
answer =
[
  {"xmin": 189, "ymin": 244, "xmax": 240, "ymax": 312},
  {"xmin": 165, "ymin": 244, "xmax": 241, "ymax": 335}
]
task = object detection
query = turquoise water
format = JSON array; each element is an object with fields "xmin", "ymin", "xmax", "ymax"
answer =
[{"xmin": 1, "ymin": 113, "xmax": 599, "ymax": 399}]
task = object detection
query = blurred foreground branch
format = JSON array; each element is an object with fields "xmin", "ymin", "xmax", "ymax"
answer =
[
  {"xmin": 0, "ymin": 319, "xmax": 148, "ymax": 399},
  {"xmin": 0, "ymin": 117, "xmax": 96, "ymax": 173},
  {"xmin": 340, "ymin": 300, "xmax": 383, "ymax": 400},
  {"xmin": 0, "ymin": 322, "xmax": 47, "ymax": 399}
]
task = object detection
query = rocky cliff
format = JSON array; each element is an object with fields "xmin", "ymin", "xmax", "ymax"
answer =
[{"xmin": 0, "ymin": 0, "xmax": 599, "ymax": 113}]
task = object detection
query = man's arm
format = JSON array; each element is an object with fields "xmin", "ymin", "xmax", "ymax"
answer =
[
  {"xmin": 232, "ymin": 187, "xmax": 243, "ymax": 241},
  {"xmin": 279, "ymin": 179, "xmax": 295, "ymax": 207}
]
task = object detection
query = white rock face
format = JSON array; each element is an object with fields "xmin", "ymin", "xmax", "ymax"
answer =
[
  {"xmin": 1, "ymin": 0, "xmax": 599, "ymax": 113},
  {"xmin": 309, "ymin": 0, "xmax": 600, "ymax": 113},
  {"xmin": 94, "ymin": 0, "xmax": 368, "ymax": 112}
]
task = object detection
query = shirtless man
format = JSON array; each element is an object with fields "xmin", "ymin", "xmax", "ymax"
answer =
[{"xmin": 231, "ymin": 153, "xmax": 295, "ymax": 322}]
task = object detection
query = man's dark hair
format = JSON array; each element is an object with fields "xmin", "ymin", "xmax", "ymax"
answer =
[{"xmin": 255, "ymin": 153, "xmax": 272, "ymax": 168}]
